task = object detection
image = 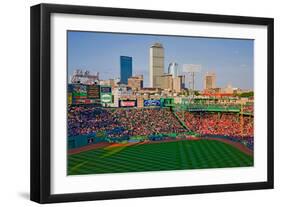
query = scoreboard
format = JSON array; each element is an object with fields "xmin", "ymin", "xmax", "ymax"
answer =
[{"xmin": 87, "ymin": 85, "xmax": 100, "ymax": 99}]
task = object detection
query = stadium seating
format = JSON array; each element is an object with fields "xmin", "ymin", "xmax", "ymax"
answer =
[
  {"xmin": 68, "ymin": 106, "xmax": 186, "ymax": 138},
  {"xmin": 176, "ymin": 111, "xmax": 253, "ymax": 138}
]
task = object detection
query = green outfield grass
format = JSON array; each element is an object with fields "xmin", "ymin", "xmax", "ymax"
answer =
[{"xmin": 67, "ymin": 139, "xmax": 253, "ymax": 175}]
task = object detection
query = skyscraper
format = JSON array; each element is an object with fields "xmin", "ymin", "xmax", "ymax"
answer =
[
  {"xmin": 204, "ymin": 72, "xmax": 216, "ymax": 90},
  {"xmin": 168, "ymin": 62, "xmax": 179, "ymax": 78},
  {"xmin": 120, "ymin": 56, "xmax": 132, "ymax": 84},
  {"xmin": 149, "ymin": 43, "xmax": 164, "ymax": 88}
]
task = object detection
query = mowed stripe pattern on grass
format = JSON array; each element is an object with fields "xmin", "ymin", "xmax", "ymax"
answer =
[{"xmin": 68, "ymin": 140, "xmax": 253, "ymax": 175}]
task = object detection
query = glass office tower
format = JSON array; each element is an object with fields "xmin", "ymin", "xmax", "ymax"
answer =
[{"xmin": 120, "ymin": 56, "xmax": 133, "ymax": 84}]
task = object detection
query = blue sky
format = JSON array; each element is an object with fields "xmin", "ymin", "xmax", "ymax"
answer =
[{"xmin": 68, "ymin": 31, "xmax": 254, "ymax": 90}]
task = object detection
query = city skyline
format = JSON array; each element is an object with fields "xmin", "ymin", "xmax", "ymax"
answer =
[{"xmin": 68, "ymin": 31, "xmax": 254, "ymax": 90}]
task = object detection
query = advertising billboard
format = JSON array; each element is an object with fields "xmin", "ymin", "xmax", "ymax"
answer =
[
  {"xmin": 100, "ymin": 85, "xmax": 112, "ymax": 104},
  {"xmin": 101, "ymin": 94, "xmax": 112, "ymax": 103},
  {"xmin": 67, "ymin": 93, "xmax": 72, "ymax": 105},
  {"xmin": 72, "ymin": 84, "xmax": 87, "ymax": 98},
  {"xmin": 87, "ymin": 85, "xmax": 100, "ymax": 99},
  {"xmin": 119, "ymin": 100, "xmax": 137, "ymax": 107},
  {"xmin": 160, "ymin": 98, "xmax": 174, "ymax": 107},
  {"xmin": 100, "ymin": 86, "xmax": 112, "ymax": 93},
  {"xmin": 144, "ymin": 99, "xmax": 161, "ymax": 107}
]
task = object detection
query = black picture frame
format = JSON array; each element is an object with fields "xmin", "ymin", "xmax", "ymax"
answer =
[{"xmin": 30, "ymin": 3, "xmax": 274, "ymax": 204}]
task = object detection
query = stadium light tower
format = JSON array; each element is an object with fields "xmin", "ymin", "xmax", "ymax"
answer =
[{"xmin": 182, "ymin": 64, "xmax": 201, "ymax": 98}]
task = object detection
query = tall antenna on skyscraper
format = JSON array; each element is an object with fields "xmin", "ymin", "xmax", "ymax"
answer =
[{"xmin": 183, "ymin": 64, "xmax": 201, "ymax": 98}]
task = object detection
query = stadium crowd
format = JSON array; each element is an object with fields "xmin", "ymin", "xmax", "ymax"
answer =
[
  {"xmin": 68, "ymin": 106, "xmax": 186, "ymax": 137},
  {"xmin": 176, "ymin": 111, "xmax": 253, "ymax": 138},
  {"xmin": 243, "ymin": 104, "xmax": 254, "ymax": 114},
  {"xmin": 68, "ymin": 105, "xmax": 254, "ymax": 150}
]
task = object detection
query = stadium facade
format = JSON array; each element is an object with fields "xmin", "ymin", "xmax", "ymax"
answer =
[{"xmin": 70, "ymin": 69, "xmax": 99, "ymax": 85}]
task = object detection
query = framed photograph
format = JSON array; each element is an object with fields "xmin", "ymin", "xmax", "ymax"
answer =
[{"xmin": 30, "ymin": 3, "xmax": 274, "ymax": 203}]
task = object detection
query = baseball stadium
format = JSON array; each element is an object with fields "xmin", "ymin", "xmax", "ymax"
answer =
[{"xmin": 67, "ymin": 91, "xmax": 254, "ymax": 175}]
